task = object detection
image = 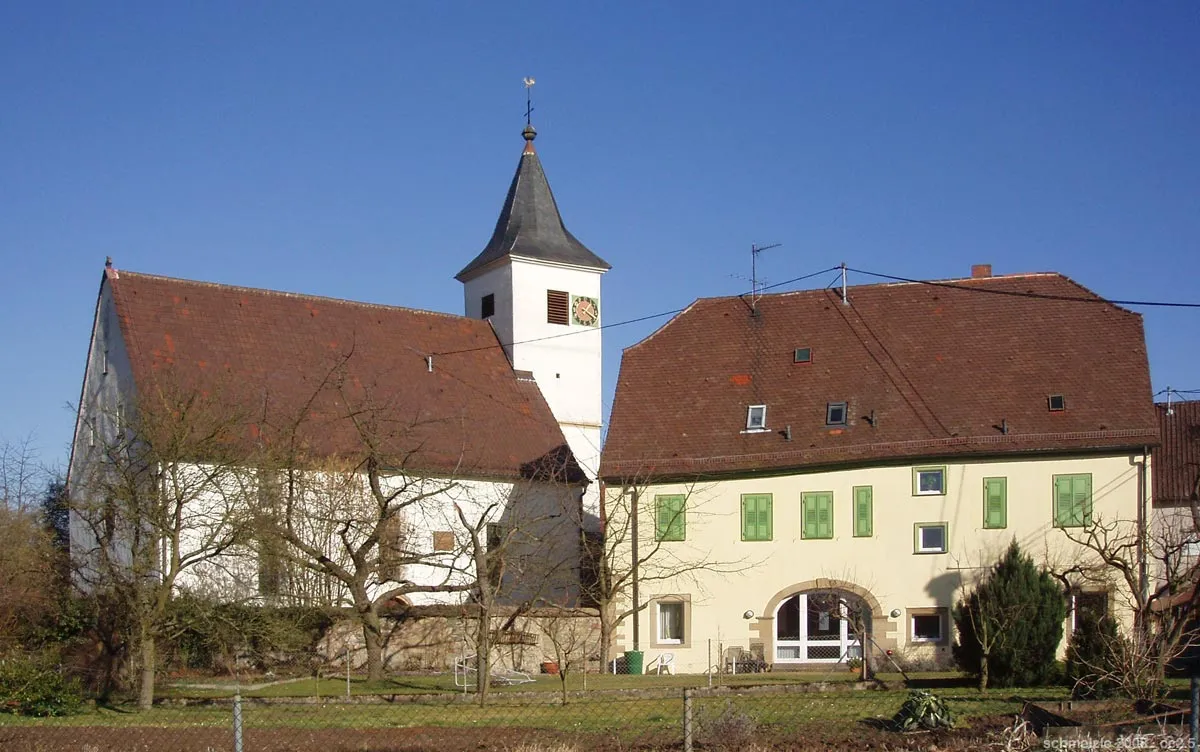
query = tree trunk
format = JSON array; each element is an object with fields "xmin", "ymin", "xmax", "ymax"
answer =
[
  {"xmin": 475, "ymin": 610, "xmax": 492, "ymax": 706},
  {"xmin": 361, "ymin": 605, "xmax": 384, "ymax": 683},
  {"xmin": 979, "ymin": 652, "xmax": 989, "ymax": 691},
  {"xmin": 597, "ymin": 607, "xmax": 614, "ymax": 672},
  {"xmin": 138, "ymin": 631, "xmax": 156, "ymax": 710}
]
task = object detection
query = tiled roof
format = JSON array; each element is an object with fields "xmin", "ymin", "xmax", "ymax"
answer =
[
  {"xmin": 1153, "ymin": 400, "xmax": 1200, "ymax": 506},
  {"xmin": 456, "ymin": 129, "xmax": 609, "ymax": 281},
  {"xmin": 601, "ymin": 272, "xmax": 1159, "ymax": 480},
  {"xmin": 106, "ymin": 269, "xmax": 579, "ymax": 481}
]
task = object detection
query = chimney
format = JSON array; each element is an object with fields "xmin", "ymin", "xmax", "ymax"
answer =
[{"xmin": 971, "ymin": 264, "xmax": 992, "ymax": 278}]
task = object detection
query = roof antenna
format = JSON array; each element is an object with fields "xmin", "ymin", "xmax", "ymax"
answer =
[{"xmin": 750, "ymin": 243, "xmax": 782, "ymax": 315}]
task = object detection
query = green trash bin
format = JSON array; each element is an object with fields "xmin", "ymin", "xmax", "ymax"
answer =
[{"xmin": 624, "ymin": 650, "xmax": 644, "ymax": 675}]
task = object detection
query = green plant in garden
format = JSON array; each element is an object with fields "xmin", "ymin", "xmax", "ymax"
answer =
[
  {"xmin": 890, "ymin": 689, "xmax": 954, "ymax": 731},
  {"xmin": 954, "ymin": 541, "xmax": 1067, "ymax": 688},
  {"xmin": 1066, "ymin": 609, "xmax": 1119, "ymax": 698},
  {"xmin": 0, "ymin": 653, "xmax": 84, "ymax": 717}
]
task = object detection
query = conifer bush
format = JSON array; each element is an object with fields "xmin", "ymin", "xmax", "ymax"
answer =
[{"xmin": 954, "ymin": 541, "xmax": 1067, "ymax": 688}]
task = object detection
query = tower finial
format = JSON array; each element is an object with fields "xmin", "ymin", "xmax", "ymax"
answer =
[{"xmin": 522, "ymin": 77, "xmax": 537, "ymax": 143}]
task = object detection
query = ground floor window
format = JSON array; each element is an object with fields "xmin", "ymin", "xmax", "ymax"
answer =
[
  {"xmin": 774, "ymin": 591, "xmax": 868, "ymax": 663},
  {"xmin": 657, "ymin": 601, "xmax": 685, "ymax": 644},
  {"xmin": 907, "ymin": 608, "xmax": 948, "ymax": 645}
]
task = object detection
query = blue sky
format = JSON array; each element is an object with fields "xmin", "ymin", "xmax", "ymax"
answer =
[{"xmin": 2, "ymin": 2, "xmax": 1197, "ymax": 468}]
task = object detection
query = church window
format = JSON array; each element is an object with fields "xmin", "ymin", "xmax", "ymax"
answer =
[
  {"xmin": 481, "ymin": 294, "xmax": 495, "ymax": 319},
  {"xmin": 547, "ymin": 290, "xmax": 569, "ymax": 325}
]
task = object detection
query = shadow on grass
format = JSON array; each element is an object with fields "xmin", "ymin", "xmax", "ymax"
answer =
[{"xmin": 901, "ymin": 675, "xmax": 977, "ymax": 690}]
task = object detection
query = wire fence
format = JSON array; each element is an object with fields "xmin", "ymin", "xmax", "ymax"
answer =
[{"xmin": 7, "ymin": 657, "xmax": 1200, "ymax": 752}]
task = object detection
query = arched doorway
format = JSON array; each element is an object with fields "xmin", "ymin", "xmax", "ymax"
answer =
[{"xmin": 774, "ymin": 590, "xmax": 870, "ymax": 664}]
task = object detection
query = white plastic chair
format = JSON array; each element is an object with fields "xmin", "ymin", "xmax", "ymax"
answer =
[{"xmin": 648, "ymin": 652, "xmax": 675, "ymax": 675}]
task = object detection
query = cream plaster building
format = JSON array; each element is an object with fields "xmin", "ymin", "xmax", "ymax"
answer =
[{"xmin": 601, "ymin": 269, "xmax": 1159, "ymax": 673}]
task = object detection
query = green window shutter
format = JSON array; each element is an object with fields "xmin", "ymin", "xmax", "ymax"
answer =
[
  {"xmin": 759, "ymin": 496, "xmax": 773, "ymax": 541},
  {"xmin": 1054, "ymin": 476, "xmax": 1074, "ymax": 526},
  {"xmin": 816, "ymin": 493, "xmax": 833, "ymax": 539},
  {"xmin": 854, "ymin": 486, "xmax": 873, "ymax": 537},
  {"xmin": 984, "ymin": 478, "xmax": 1007, "ymax": 529},
  {"xmin": 741, "ymin": 497, "xmax": 755, "ymax": 540},
  {"xmin": 1075, "ymin": 474, "xmax": 1093, "ymax": 526},
  {"xmin": 656, "ymin": 495, "xmax": 685, "ymax": 541},
  {"xmin": 742, "ymin": 495, "xmax": 772, "ymax": 541},
  {"xmin": 802, "ymin": 495, "xmax": 817, "ymax": 539}
]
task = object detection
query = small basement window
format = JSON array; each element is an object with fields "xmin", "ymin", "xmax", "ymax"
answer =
[
  {"xmin": 794, "ymin": 347, "xmax": 812, "ymax": 364},
  {"xmin": 914, "ymin": 522, "xmax": 948, "ymax": 554},
  {"xmin": 481, "ymin": 294, "xmax": 495, "ymax": 319},
  {"xmin": 911, "ymin": 613, "xmax": 944, "ymax": 642},
  {"xmin": 1048, "ymin": 394, "xmax": 1066, "ymax": 412},
  {"xmin": 746, "ymin": 405, "xmax": 767, "ymax": 431},
  {"xmin": 826, "ymin": 402, "xmax": 847, "ymax": 426}
]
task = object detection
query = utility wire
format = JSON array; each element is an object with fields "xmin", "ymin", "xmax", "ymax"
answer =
[
  {"xmin": 433, "ymin": 265, "xmax": 840, "ymax": 356},
  {"xmin": 847, "ymin": 267, "xmax": 1200, "ymax": 308}
]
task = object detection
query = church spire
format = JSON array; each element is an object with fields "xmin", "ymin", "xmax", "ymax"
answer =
[{"xmin": 455, "ymin": 123, "xmax": 610, "ymax": 282}]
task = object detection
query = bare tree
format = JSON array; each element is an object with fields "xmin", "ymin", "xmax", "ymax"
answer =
[
  {"xmin": 453, "ymin": 462, "xmax": 585, "ymax": 706},
  {"xmin": 1054, "ymin": 487, "xmax": 1200, "ymax": 697},
  {"xmin": 539, "ymin": 606, "xmax": 599, "ymax": 705},
  {"xmin": 587, "ymin": 479, "xmax": 754, "ymax": 670},
  {"xmin": 1, "ymin": 434, "xmax": 45, "ymax": 513},
  {"xmin": 0, "ymin": 440, "xmax": 57, "ymax": 651},
  {"xmin": 71, "ymin": 382, "xmax": 258, "ymax": 708}
]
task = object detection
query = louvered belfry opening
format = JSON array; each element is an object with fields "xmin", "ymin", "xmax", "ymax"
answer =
[{"xmin": 547, "ymin": 289, "xmax": 569, "ymax": 325}]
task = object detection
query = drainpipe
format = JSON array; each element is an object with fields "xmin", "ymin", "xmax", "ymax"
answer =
[
  {"xmin": 1138, "ymin": 446, "xmax": 1150, "ymax": 614},
  {"xmin": 631, "ymin": 488, "xmax": 640, "ymax": 651}
]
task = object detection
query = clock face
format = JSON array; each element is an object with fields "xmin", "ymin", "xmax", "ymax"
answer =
[{"xmin": 571, "ymin": 295, "xmax": 599, "ymax": 327}]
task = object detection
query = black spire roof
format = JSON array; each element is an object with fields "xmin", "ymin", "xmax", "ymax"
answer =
[{"xmin": 456, "ymin": 127, "xmax": 610, "ymax": 282}]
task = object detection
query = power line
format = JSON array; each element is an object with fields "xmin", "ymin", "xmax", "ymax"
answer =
[
  {"xmin": 847, "ymin": 267, "xmax": 1200, "ymax": 309},
  {"xmin": 434, "ymin": 265, "xmax": 840, "ymax": 356}
]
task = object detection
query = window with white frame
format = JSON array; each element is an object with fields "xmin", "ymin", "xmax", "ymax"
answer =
[
  {"xmin": 913, "ymin": 466, "xmax": 946, "ymax": 496},
  {"xmin": 658, "ymin": 601, "xmax": 684, "ymax": 643},
  {"xmin": 745, "ymin": 405, "xmax": 767, "ymax": 431},
  {"xmin": 911, "ymin": 613, "xmax": 943, "ymax": 642},
  {"xmin": 914, "ymin": 522, "xmax": 948, "ymax": 554}
]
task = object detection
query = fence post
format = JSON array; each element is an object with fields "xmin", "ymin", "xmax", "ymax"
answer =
[
  {"xmin": 232, "ymin": 691, "xmax": 244, "ymax": 752},
  {"xmin": 1190, "ymin": 673, "xmax": 1198, "ymax": 752},
  {"xmin": 346, "ymin": 643, "xmax": 351, "ymax": 700},
  {"xmin": 682, "ymin": 688, "xmax": 693, "ymax": 752},
  {"xmin": 707, "ymin": 639, "xmax": 712, "ymax": 689}
]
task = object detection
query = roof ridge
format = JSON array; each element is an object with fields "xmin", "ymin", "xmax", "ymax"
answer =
[{"xmin": 113, "ymin": 270, "xmax": 483, "ymax": 325}]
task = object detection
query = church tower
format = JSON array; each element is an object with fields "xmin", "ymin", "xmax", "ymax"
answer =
[{"xmin": 457, "ymin": 123, "xmax": 610, "ymax": 523}]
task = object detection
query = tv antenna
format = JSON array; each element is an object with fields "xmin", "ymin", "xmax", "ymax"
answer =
[
  {"xmin": 523, "ymin": 77, "xmax": 536, "ymax": 126},
  {"xmin": 750, "ymin": 243, "xmax": 782, "ymax": 313}
]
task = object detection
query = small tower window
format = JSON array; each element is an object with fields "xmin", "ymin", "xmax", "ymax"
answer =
[
  {"xmin": 826, "ymin": 402, "xmax": 848, "ymax": 426},
  {"xmin": 547, "ymin": 290, "xmax": 569, "ymax": 325},
  {"xmin": 746, "ymin": 405, "xmax": 767, "ymax": 431},
  {"xmin": 481, "ymin": 294, "xmax": 495, "ymax": 319},
  {"xmin": 1048, "ymin": 394, "xmax": 1066, "ymax": 412},
  {"xmin": 794, "ymin": 347, "xmax": 812, "ymax": 364}
]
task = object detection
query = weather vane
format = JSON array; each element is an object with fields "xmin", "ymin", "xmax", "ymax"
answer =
[{"xmin": 523, "ymin": 77, "xmax": 536, "ymax": 126}]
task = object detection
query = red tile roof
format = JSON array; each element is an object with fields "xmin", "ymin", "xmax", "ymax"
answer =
[
  {"xmin": 601, "ymin": 273, "xmax": 1159, "ymax": 480},
  {"xmin": 1153, "ymin": 400, "xmax": 1200, "ymax": 506},
  {"xmin": 106, "ymin": 269, "xmax": 577, "ymax": 481}
]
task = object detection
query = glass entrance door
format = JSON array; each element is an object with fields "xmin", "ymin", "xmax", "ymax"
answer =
[{"xmin": 774, "ymin": 592, "xmax": 865, "ymax": 664}]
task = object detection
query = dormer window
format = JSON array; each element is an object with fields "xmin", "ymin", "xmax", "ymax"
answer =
[
  {"xmin": 1048, "ymin": 394, "xmax": 1066, "ymax": 412},
  {"xmin": 826, "ymin": 402, "xmax": 848, "ymax": 426},
  {"xmin": 746, "ymin": 405, "xmax": 767, "ymax": 431},
  {"xmin": 794, "ymin": 347, "xmax": 812, "ymax": 364}
]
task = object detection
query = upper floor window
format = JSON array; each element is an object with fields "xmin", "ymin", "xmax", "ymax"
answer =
[
  {"xmin": 547, "ymin": 290, "xmax": 569, "ymax": 325},
  {"xmin": 655, "ymin": 494, "xmax": 686, "ymax": 541},
  {"xmin": 1053, "ymin": 473, "xmax": 1092, "ymax": 528},
  {"xmin": 983, "ymin": 477, "xmax": 1007, "ymax": 529},
  {"xmin": 801, "ymin": 492, "xmax": 834, "ymax": 539},
  {"xmin": 913, "ymin": 466, "xmax": 946, "ymax": 496},
  {"xmin": 740, "ymin": 494, "xmax": 773, "ymax": 541},
  {"xmin": 914, "ymin": 522, "xmax": 948, "ymax": 554},
  {"xmin": 481, "ymin": 294, "xmax": 495, "ymax": 319},
  {"xmin": 746, "ymin": 405, "xmax": 767, "ymax": 431},
  {"xmin": 826, "ymin": 402, "xmax": 848, "ymax": 426}
]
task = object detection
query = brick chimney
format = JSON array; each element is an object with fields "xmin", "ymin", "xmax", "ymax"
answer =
[{"xmin": 971, "ymin": 264, "xmax": 992, "ymax": 278}]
